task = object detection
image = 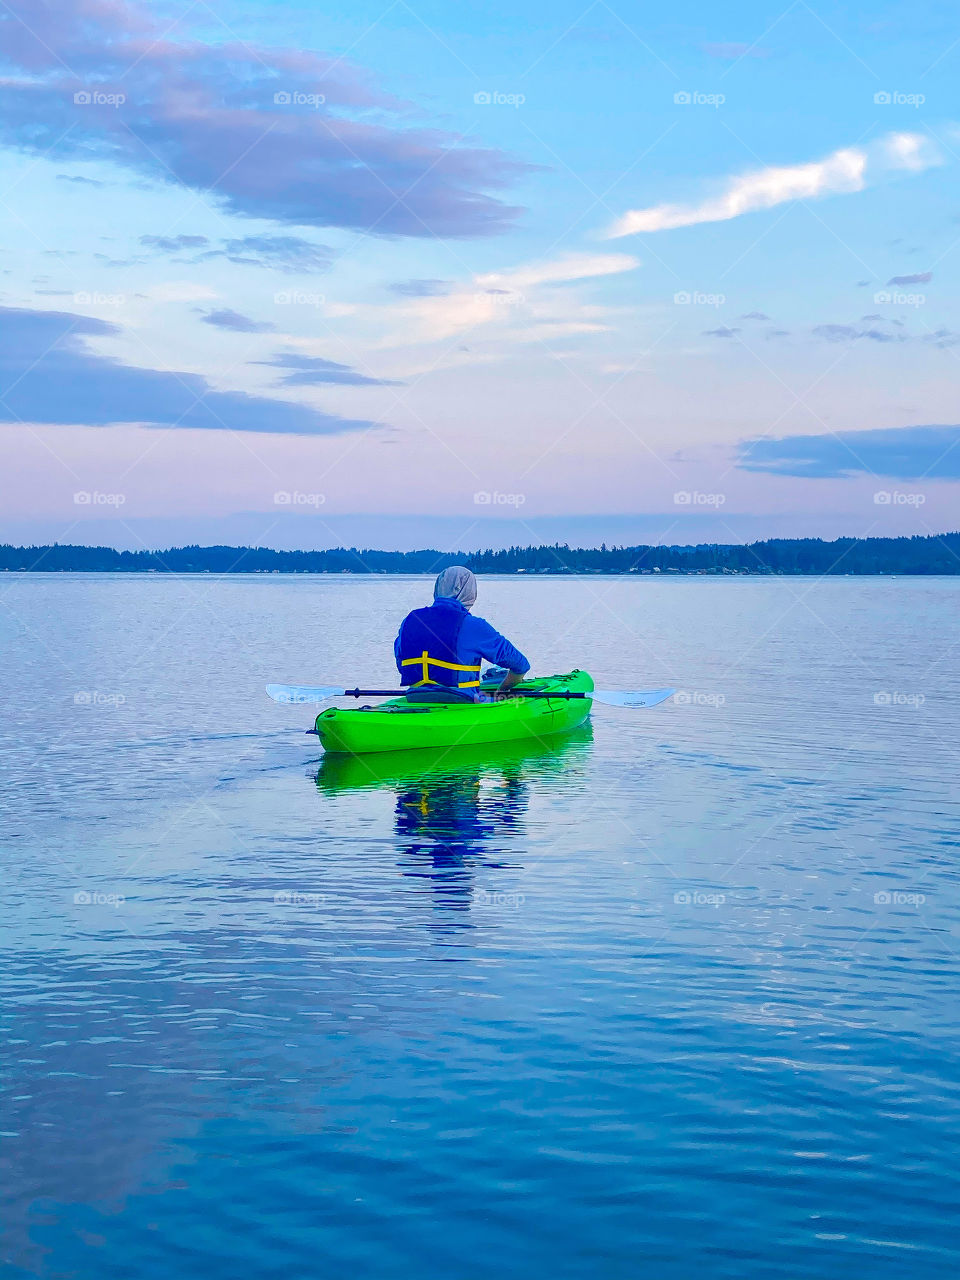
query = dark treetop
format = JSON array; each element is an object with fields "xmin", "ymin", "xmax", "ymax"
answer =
[{"xmin": 2, "ymin": 534, "xmax": 959, "ymax": 575}]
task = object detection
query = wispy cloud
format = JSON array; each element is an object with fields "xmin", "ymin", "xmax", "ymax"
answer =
[
  {"xmin": 253, "ymin": 353, "xmax": 399, "ymax": 387},
  {"xmin": 389, "ymin": 253, "xmax": 640, "ymax": 344},
  {"xmin": 201, "ymin": 309, "xmax": 276, "ymax": 333},
  {"xmin": 141, "ymin": 233, "xmax": 332, "ymax": 272},
  {"xmin": 389, "ymin": 279, "xmax": 453, "ymax": 298},
  {"xmin": 0, "ymin": 306, "xmax": 372, "ymax": 435},
  {"xmin": 738, "ymin": 424, "xmax": 960, "ymax": 479},
  {"xmin": 886, "ymin": 271, "xmax": 932, "ymax": 285},
  {"xmin": 606, "ymin": 132, "xmax": 942, "ymax": 238}
]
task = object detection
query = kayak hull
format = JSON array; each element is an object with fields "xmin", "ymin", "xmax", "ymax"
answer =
[{"xmin": 315, "ymin": 670, "xmax": 594, "ymax": 754}]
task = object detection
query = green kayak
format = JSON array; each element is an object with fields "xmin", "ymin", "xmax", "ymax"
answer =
[{"xmin": 315, "ymin": 670, "xmax": 594, "ymax": 755}]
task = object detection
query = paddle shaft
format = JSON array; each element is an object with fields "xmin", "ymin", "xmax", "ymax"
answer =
[{"xmin": 339, "ymin": 688, "xmax": 589, "ymax": 699}]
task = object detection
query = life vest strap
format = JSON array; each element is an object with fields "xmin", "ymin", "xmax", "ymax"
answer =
[{"xmin": 401, "ymin": 648, "xmax": 482, "ymax": 688}]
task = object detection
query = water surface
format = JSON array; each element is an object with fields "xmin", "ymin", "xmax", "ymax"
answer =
[{"xmin": 2, "ymin": 575, "xmax": 958, "ymax": 1277}]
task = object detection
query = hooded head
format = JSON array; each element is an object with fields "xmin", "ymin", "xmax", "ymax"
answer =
[{"xmin": 434, "ymin": 565, "xmax": 478, "ymax": 609}]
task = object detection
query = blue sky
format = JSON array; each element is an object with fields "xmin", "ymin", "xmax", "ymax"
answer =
[{"xmin": 2, "ymin": 0, "xmax": 959, "ymax": 549}]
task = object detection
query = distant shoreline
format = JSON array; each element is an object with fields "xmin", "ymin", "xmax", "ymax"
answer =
[{"xmin": 2, "ymin": 534, "xmax": 959, "ymax": 576}]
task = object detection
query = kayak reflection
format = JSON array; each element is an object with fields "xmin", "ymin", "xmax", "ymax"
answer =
[{"xmin": 316, "ymin": 728, "xmax": 593, "ymax": 924}]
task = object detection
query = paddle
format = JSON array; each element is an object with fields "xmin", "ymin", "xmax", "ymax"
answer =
[{"xmin": 265, "ymin": 684, "xmax": 675, "ymax": 709}]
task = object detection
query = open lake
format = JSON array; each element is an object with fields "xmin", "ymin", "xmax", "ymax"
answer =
[{"xmin": 2, "ymin": 574, "xmax": 958, "ymax": 1278}]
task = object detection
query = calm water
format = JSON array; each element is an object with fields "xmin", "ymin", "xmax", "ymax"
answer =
[{"xmin": 2, "ymin": 574, "xmax": 959, "ymax": 1278}]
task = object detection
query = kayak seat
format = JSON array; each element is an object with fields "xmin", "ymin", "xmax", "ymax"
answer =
[{"xmin": 405, "ymin": 687, "xmax": 477, "ymax": 705}]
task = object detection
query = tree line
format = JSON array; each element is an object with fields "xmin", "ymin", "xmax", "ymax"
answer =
[{"xmin": 1, "ymin": 534, "xmax": 958, "ymax": 575}]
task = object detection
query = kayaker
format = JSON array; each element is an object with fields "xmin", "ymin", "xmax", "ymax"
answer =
[{"xmin": 395, "ymin": 566, "xmax": 530, "ymax": 697}]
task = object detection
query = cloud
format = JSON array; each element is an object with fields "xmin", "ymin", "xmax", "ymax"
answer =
[
  {"xmin": 476, "ymin": 253, "xmax": 639, "ymax": 292},
  {"xmin": 701, "ymin": 42, "xmax": 770, "ymax": 59},
  {"xmin": 0, "ymin": 306, "xmax": 371, "ymax": 435},
  {"xmin": 201, "ymin": 309, "xmax": 276, "ymax": 333},
  {"xmin": 391, "ymin": 252, "xmax": 640, "ymax": 344},
  {"xmin": 924, "ymin": 327, "xmax": 960, "ymax": 348},
  {"xmin": 703, "ymin": 326, "xmax": 740, "ymax": 337},
  {"xmin": 389, "ymin": 279, "xmax": 453, "ymax": 297},
  {"xmin": 886, "ymin": 271, "xmax": 932, "ymax": 285},
  {"xmin": 140, "ymin": 233, "xmax": 332, "ymax": 271},
  {"xmin": 740, "ymin": 311, "xmax": 770, "ymax": 320},
  {"xmin": 56, "ymin": 173, "xmax": 104, "ymax": 186},
  {"xmin": 812, "ymin": 322, "xmax": 904, "ymax": 343},
  {"xmin": 253, "ymin": 353, "xmax": 399, "ymax": 386},
  {"xmin": 738, "ymin": 424, "xmax": 960, "ymax": 479},
  {"xmin": 0, "ymin": 0, "xmax": 527, "ymax": 239},
  {"xmin": 141, "ymin": 235, "xmax": 211, "ymax": 252},
  {"xmin": 606, "ymin": 132, "xmax": 940, "ymax": 237},
  {"xmin": 212, "ymin": 236, "xmax": 333, "ymax": 272}
]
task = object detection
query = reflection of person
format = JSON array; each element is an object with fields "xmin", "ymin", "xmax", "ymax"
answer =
[
  {"xmin": 395, "ymin": 769, "xmax": 527, "ymax": 915},
  {"xmin": 394, "ymin": 566, "xmax": 530, "ymax": 697}
]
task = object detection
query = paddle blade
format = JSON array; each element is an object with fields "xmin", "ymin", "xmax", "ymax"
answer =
[
  {"xmin": 592, "ymin": 688, "xmax": 676, "ymax": 709},
  {"xmin": 266, "ymin": 683, "xmax": 342, "ymax": 705}
]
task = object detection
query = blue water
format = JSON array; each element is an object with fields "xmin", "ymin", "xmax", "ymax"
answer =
[{"xmin": 2, "ymin": 574, "xmax": 959, "ymax": 1278}]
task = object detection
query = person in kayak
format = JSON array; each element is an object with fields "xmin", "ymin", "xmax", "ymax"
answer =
[{"xmin": 395, "ymin": 566, "xmax": 530, "ymax": 697}]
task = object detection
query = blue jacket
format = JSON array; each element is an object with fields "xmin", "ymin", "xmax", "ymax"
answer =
[{"xmin": 395, "ymin": 598, "xmax": 530, "ymax": 688}]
